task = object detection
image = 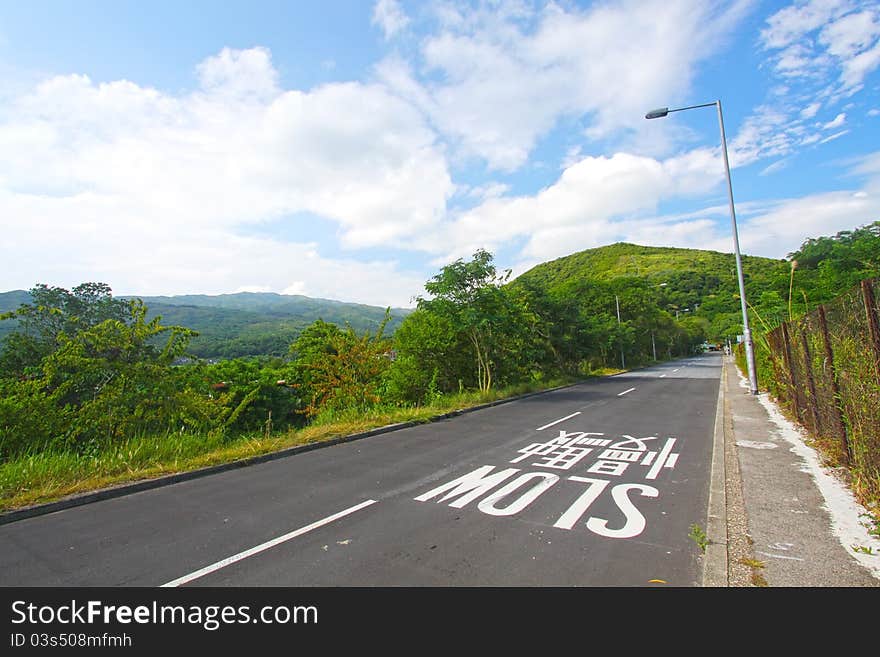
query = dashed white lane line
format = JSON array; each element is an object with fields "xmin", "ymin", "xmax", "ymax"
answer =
[
  {"xmin": 617, "ymin": 387, "xmax": 636, "ymax": 397},
  {"xmin": 536, "ymin": 411, "xmax": 582, "ymax": 431},
  {"xmin": 161, "ymin": 499, "xmax": 378, "ymax": 587}
]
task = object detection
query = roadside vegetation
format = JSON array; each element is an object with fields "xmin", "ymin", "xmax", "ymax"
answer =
[
  {"xmin": 2, "ymin": 221, "xmax": 877, "ymax": 512},
  {"xmin": 0, "ymin": 375, "xmax": 582, "ymax": 511}
]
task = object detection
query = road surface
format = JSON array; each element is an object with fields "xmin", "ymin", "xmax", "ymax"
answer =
[{"xmin": 0, "ymin": 354, "xmax": 722, "ymax": 587}]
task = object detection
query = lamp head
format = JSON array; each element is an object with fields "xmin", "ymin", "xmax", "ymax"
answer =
[{"xmin": 645, "ymin": 107, "xmax": 669, "ymax": 119}]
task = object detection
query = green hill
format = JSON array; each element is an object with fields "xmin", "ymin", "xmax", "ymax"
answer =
[
  {"xmin": 515, "ymin": 241, "xmax": 785, "ymax": 290},
  {"xmin": 508, "ymin": 222, "xmax": 880, "ymax": 336},
  {"xmin": 511, "ymin": 242, "xmax": 792, "ymax": 341}
]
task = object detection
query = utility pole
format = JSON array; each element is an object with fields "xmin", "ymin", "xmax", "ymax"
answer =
[{"xmin": 616, "ymin": 295, "xmax": 625, "ymax": 369}]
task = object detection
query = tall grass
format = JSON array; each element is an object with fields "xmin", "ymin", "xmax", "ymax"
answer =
[{"xmin": 0, "ymin": 376, "xmax": 577, "ymax": 512}]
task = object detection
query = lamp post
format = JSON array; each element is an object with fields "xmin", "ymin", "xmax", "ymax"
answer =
[{"xmin": 645, "ymin": 99, "xmax": 758, "ymax": 395}]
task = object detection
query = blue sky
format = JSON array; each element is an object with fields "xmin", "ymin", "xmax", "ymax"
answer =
[{"xmin": 1, "ymin": 0, "xmax": 879, "ymax": 308}]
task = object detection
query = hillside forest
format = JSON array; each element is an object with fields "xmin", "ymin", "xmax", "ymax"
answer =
[{"xmin": 0, "ymin": 221, "xmax": 878, "ymax": 467}]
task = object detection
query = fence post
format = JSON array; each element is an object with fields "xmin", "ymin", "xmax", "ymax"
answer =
[
  {"xmin": 861, "ymin": 279, "xmax": 880, "ymax": 381},
  {"xmin": 818, "ymin": 304, "xmax": 851, "ymax": 463},
  {"xmin": 799, "ymin": 325, "xmax": 821, "ymax": 436},
  {"xmin": 780, "ymin": 321, "xmax": 802, "ymax": 423}
]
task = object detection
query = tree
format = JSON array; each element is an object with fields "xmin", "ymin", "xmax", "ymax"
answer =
[
  {"xmin": 416, "ymin": 249, "xmax": 531, "ymax": 392},
  {"xmin": 0, "ymin": 282, "xmax": 130, "ymax": 376},
  {"xmin": 40, "ymin": 299, "xmax": 200, "ymax": 443},
  {"xmin": 197, "ymin": 357, "xmax": 304, "ymax": 433},
  {"xmin": 787, "ymin": 220, "xmax": 880, "ymax": 307},
  {"xmin": 291, "ymin": 314, "xmax": 393, "ymax": 418},
  {"xmin": 386, "ymin": 309, "xmax": 468, "ymax": 403},
  {"xmin": 0, "ymin": 297, "xmax": 212, "ymax": 454}
]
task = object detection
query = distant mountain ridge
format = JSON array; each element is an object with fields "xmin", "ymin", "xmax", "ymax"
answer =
[
  {"xmin": 134, "ymin": 291, "xmax": 411, "ymax": 315},
  {"xmin": 0, "ymin": 289, "xmax": 412, "ymax": 360},
  {"xmin": 0, "ymin": 241, "xmax": 791, "ymax": 359}
]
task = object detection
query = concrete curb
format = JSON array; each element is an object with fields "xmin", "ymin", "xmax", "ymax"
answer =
[
  {"xmin": 702, "ymin": 356, "xmax": 729, "ymax": 586},
  {"xmin": 716, "ymin": 355, "xmax": 763, "ymax": 587},
  {"xmin": 0, "ymin": 379, "xmax": 588, "ymax": 526}
]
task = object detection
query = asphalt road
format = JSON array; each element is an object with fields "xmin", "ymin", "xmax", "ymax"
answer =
[{"xmin": 0, "ymin": 354, "xmax": 722, "ymax": 587}]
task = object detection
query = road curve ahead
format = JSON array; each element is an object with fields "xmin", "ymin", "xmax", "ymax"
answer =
[{"xmin": 0, "ymin": 354, "xmax": 722, "ymax": 587}]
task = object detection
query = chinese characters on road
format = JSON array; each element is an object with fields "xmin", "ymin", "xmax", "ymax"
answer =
[{"xmin": 414, "ymin": 427, "xmax": 681, "ymax": 540}]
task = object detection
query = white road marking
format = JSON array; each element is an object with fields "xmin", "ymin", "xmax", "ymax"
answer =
[
  {"xmin": 646, "ymin": 438, "xmax": 676, "ymax": 480},
  {"xmin": 737, "ymin": 440, "xmax": 778, "ymax": 450},
  {"xmin": 659, "ymin": 374, "xmax": 666, "ymax": 378},
  {"xmin": 161, "ymin": 499, "xmax": 378, "ymax": 587},
  {"xmin": 757, "ymin": 551, "xmax": 805, "ymax": 562},
  {"xmin": 536, "ymin": 411, "xmax": 581, "ymax": 431},
  {"xmin": 617, "ymin": 387, "xmax": 636, "ymax": 397}
]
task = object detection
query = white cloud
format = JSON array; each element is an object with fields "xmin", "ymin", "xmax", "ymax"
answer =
[
  {"xmin": 377, "ymin": 0, "xmax": 752, "ymax": 171},
  {"xmin": 736, "ymin": 187, "xmax": 880, "ymax": 257},
  {"xmin": 732, "ymin": 1, "xmax": 879, "ymax": 170},
  {"xmin": 760, "ymin": 159, "xmax": 789, "ymax": 176},
  {"xmin": 820, "ymin": 7, "xmax": 880, "ymax": 60},
  {"xmin": 418, "ymin": 137, "xmax": 880, "ymax": 275},
  {"xmin": 850, "ymin": 151, "xmax": 880, "ymax": 175},
  {"xmin": 761, "ymin": 0, "xmax": 880, "ymax": 94},
  {"xmin": 822, "ymin": 111, "xmax": 847, "ymax": 128},
  {"xmin": 372, "ymin": 0, "xmax": 410, "ymax": 40},
  {"xmin": 761, "ymin": 0, "xmax": 852, "ymax": 50},
  {"xmin": 2, "ymin": 4, "xmax": 876, "ymax": 311},
  {"xmin": 819, "ymin": 128, "xmax": 850, "ymax": 142},
  {"xmin": 0, "ymin": 186, "xmax": 427, "ymax": 306},
  {"xmin": 414, "ymin": 147, "xmax": 726, "ymax": 266},
  {"xmin": 195, "ymin": 47, "xmax": 280, "ymax": 100},
  {"xmin": 282, "ymin": 281, "xmax": 307, "ymax": 296},
  {"xmin": 841, "ymin": 40, "xmax": 880, "ymax": 91},
  {"xmin": 0, "ymin": 47, "xmax": 453, "ymax": 307},
  {"xmin": 801, "ymin": 101, "xmax": 822, "ymax": 118},
  {"xmin": 729, "ymin": 104, "xmax": 799, "ymax": 166}
]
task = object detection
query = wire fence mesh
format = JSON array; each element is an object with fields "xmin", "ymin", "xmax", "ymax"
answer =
[{"xmin": 760, "ymin": 278, "xmax": 880, "ymax": 506}]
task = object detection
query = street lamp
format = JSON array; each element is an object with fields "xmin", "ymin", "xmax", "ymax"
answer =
[{"xmin": 645, "ymin": 99, "xmax": 759, "ymax": 395}]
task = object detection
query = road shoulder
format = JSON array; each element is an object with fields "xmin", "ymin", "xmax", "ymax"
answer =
[{"xmin": 703, "ymin": 355, "xmax": 754, "ymax": 586}]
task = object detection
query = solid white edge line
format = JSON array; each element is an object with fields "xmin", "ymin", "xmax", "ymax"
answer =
[
  {"xmin": 536, "ymin": 411, "xmax": 581, "ymax": 431},
  {"xmin": 617, "ymin": 387, "xmax": 636, "ymax": 396},
  {"xmin": 161, "ymin": 499, "xmax": 378, "ymax": 587}
]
